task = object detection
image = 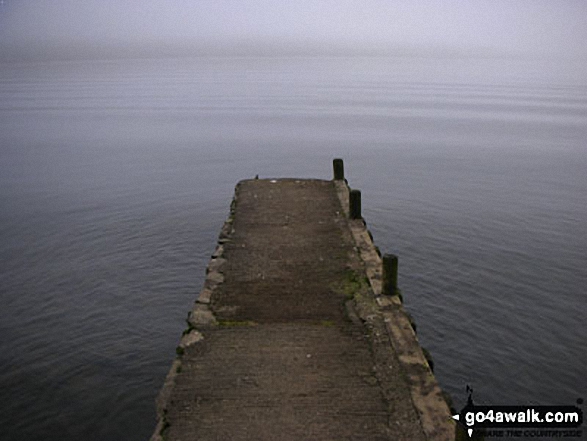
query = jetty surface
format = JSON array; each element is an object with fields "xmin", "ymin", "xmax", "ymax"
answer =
[{"xmin": 151, "ymin": 161, "xmax": 455, "ymax": 440}]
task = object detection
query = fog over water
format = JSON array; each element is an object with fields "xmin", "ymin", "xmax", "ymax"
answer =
[
  {"xmin": 1, "ymin": 0, "xmax": 587, "ymax": 63},
  {"xmin": 1, "ymin": 2, "xmax": 586, "ymax": 441}
]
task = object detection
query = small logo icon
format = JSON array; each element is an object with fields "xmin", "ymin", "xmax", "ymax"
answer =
[{"xmin": 452, "ymin": 386, "xmax": 582, "ymax": 439}]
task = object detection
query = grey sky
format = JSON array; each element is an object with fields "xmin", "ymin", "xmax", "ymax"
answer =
[{"xmin": 1, "ymin": 0, "xmax": 586, "ymax": 60}]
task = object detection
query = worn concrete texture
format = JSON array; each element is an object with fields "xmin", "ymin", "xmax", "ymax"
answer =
[{"xmin": 151, "ymin": 178, "xmax": 454, "ymax": 441}]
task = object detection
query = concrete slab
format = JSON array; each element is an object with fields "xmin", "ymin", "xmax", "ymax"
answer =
[{"xmin": 151, "ymin": 178, "xmax": 455, "ymax": 441}]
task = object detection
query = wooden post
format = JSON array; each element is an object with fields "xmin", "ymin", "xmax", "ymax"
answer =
[
  {"xmin": 382, "ymin": 254, "xmax": 398, "ymax": 296},
  {"xmin": 349, "ymin": 189, "xmax": 361, "ymax": 219},
  {"xmin": 333, "ymin": 158, "xmax": 344, "ymax": 181}
]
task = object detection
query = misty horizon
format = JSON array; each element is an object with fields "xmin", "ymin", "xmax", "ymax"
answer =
[
  {"xmin": 1, "ymin": 0, "xmax": 586, "ymax": 63},
  {"xmin": 0, "ymin": 38, "xmax": 534, "ymax": 63}
]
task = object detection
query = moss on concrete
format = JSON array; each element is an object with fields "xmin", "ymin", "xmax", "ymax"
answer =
[
  {"xmin": 217, "ymin": 319, "xmax": 258, "ymax": 327},
  {"xmin": 334, "ymin": 269, "xmax": 370, "ymax": 300}
]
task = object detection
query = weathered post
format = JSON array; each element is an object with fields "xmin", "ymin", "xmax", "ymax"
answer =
[
  {"xmin": 349, "ymin": 189, "xmax": 361, "ymax": 219},
  {"xmin": 382, "ymin": 253, "xmax": 398, "ymax": 296},
  {"xmin": 333, "ymin": 158, "xmax": 344, "ymax": 181}
]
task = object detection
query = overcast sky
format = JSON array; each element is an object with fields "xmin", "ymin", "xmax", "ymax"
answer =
[{"xmin": 1, "ymin": 0, "xmax": 586, "ymax": 60}]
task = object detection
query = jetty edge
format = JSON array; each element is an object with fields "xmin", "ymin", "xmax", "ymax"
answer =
[{"xmin": 150, "ymin": 159, "xmax": 458, "ymax": 441}]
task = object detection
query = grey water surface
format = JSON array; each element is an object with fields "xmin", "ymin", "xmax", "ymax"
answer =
[{"xmin": 0, "ymin": 56, "xmax": 585, "ymax": 440}]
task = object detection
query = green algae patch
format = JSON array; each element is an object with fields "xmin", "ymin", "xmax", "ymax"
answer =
[
  {"xmin": 421, "ymin": 347, "xmax": 435, "ymax": 372},
  {"xmin": 334, "ymin": 269, "xmax": 370, "ymax": 300},
  {"xmin": 217, "ymin": 319, "xmax": 258, "ymax": 327},
  {"xmin": 159, "ymin": 412, "xmax": 171, "ymax": 440}
]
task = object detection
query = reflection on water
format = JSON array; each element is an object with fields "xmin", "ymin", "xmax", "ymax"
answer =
[{"xmin": 0, "ymin": 56, "xmax": 585, "ymax": 440}]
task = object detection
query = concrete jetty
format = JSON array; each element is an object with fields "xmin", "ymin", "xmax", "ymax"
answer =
[{"xmin": 151, "ymin": 160, "xmax": 456, "ymax": 440}]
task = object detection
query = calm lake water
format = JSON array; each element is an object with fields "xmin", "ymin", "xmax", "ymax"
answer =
[{"xmin": 0, "ymin": 56, "xmax": 585, "ymax": 440}]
